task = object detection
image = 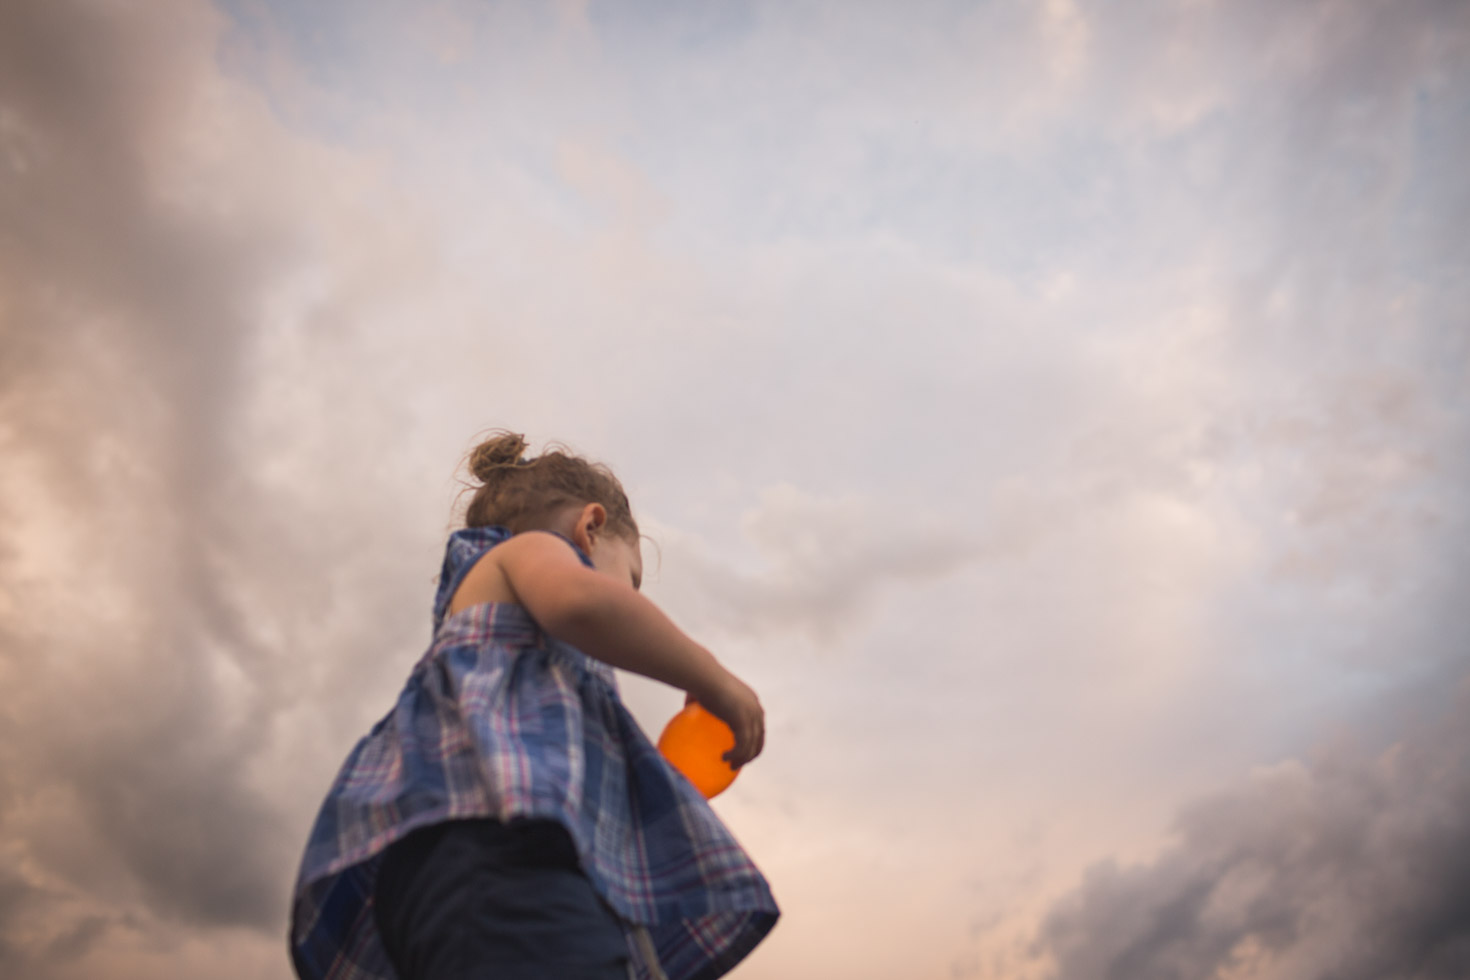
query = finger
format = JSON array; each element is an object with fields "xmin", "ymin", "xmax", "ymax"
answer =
[
  {"xmin": 740, "ymin": 727, "xmax": 755, "ymax": 767},
  {"xmin": 729, "ymin": 730, "xmax": 751, "ymax": 769}
]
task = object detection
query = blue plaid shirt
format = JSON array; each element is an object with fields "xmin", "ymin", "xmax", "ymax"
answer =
[{"xmin": 289, "ymin": 526, "xmax": 778, "ymax": 980}]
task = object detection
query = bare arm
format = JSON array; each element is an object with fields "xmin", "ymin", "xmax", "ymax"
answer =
[{"xmin": 493, "ymin": 532, "xmax": 764, "ymax": 766}]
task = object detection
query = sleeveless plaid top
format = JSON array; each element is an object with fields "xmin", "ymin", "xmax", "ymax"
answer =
[{"xmin": 288, "ymin": 526, "xmax": 779, "ymax": 980}]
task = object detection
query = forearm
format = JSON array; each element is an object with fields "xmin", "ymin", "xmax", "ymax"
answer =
[{"xmin": 539, "ymin": 581, "xmax": 727, "ymax": 697}]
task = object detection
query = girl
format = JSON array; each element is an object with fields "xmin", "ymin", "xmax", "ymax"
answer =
[{"xmin": 289, "ymin": 432, "xmax": 779, "ymax": 980}]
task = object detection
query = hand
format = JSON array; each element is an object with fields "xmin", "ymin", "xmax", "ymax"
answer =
[{"xmin": 688, "ymin": 671, "xmax": 765, "ymax": 769}]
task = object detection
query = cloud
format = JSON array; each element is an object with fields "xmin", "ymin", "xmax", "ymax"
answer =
[
  {"xmin": 0, "ymin": 0, "xmax": 443, "ymax": 971},
  {"xmin": 0, "ymin": 0, "xmax": 292, "ymax": 937},
  {"xmin": 1031, "ymin": 679, "xmax": 1470, "ymax": 980},
  {"xmin": 0, "ymin": 864, "xmax": 43, "ymax": 971},
  {"xmin": 2, "ymin": 1, "xmax": 1468, "ymax": 978},
  {"xmin": 639, "ymin": 446, "xmax": 1227, "ymax": 648},
  {"xmin": 642, "ymin": 483, "xmax": 1003, "ymax": 644}
]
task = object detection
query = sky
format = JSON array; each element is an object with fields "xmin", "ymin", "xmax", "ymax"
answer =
[{"xmin": 0, "ymin": 1, "xmax": 1467, "ymax": 978}]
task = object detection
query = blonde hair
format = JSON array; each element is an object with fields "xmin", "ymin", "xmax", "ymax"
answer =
[{"xmin": 459, "ymin": 430, "xmax": 638, "ymax": 540}]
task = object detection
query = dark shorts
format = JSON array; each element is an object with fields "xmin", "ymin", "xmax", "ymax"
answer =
[{"xmin": 373, "ymin": 818, "xmax": 630, "ymax": 980}]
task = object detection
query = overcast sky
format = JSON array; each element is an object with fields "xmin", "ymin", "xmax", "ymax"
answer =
[{"xmin": 1, "ymin": 1, "xmax": 1467, "ymax": 978}]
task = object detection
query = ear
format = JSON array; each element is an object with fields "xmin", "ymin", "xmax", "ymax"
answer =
[{"xmin": 571, "ymin": 502, "xmax": 607, "ymax": 551}]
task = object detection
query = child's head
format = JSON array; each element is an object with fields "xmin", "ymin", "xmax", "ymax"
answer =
[{"xmin": 461, "ymin": 431, "xmax": 642, "ymax": 586}]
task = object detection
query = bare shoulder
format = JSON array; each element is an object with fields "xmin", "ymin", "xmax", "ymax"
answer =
[
  {"xmin": 493, "ymin": 529, "xmax": 586, "ymax": 568},
  {"xmin": 445, "ymin": 531, "xmax": 584, "ymax": 617}
]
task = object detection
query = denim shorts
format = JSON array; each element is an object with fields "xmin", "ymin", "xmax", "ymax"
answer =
[{"xmin": 373, "ymin": 817, "xmax": 631, "ymax": 980}]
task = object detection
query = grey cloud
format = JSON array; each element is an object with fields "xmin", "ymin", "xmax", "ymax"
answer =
[
  {"xmin": 1, "ymin": 2, "xmax": 462, "ymax": 968},
  {"xmin": 0, "ymin": 864, "xmax": 99, "ymax": 974},
  {"xmin": 42, "ymin": 913, "xmax": 110, "ymax": 963},
  {"xmin": 1033, "ymin": 682, "xmax": 1470, "ymax": 980},
  {"xmin": 1, "ymin": 0, "xmax": 312, "ymax": 954},
  {"xmin": 0, "ymin": 865, "xmax": 41, "ymax": 971}
]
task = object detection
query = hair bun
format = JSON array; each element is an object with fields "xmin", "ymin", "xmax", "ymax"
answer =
[
  {"xmin": 468, "ymin": 431, "xmax": 530, "ymax": 482},
  {"xmin": 458, "ymin": 429, "xmax": 638, "ymax": 538}
]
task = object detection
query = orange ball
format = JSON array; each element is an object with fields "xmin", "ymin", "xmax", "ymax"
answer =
[{"xmin": 657, "ymin": 703, "xmax": 739, "ymax": 799}]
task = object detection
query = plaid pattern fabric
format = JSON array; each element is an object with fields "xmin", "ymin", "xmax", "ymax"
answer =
[{"xmin": 289, "ymin": 526, "xmax": 779, "ymax": 980}]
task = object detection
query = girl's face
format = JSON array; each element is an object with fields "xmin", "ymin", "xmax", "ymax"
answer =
[
  {"xmin": 589, "ymin": 532, "xmax": 643, "ymax": 591},
  {"xmin": 567, "ymin": 502, "xmax": 643, "ymax": 591}
]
